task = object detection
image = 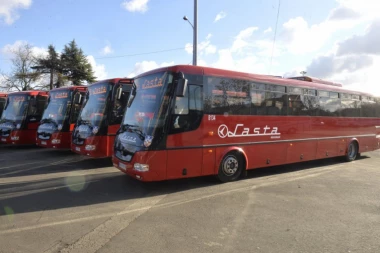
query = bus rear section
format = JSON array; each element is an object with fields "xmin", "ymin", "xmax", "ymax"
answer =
[
  {"xmin": 71, "ymin": 78, "xmax": 133, "ymax": 158},
  {"xmin": 0, "ymin": 91, "xmax": 48, "ymax": 145},
  {"xmin": 36, "ymin": 86, "xmax": 87, "ymax": 149},
  {"xmin": 112, "ymin": 65, "xmax": 380, "ymax": 182},
  {"xmin": 0, "ymin": 92, "xmax": 7, "ymax": 118}
]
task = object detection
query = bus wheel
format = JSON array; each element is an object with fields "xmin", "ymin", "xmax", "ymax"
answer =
[
  {"xmin": 345, "ymin": 141, "xmax": 358, "ymax": 162},
  {"xmin": 218, "ymin": 152, "xmax": 243, "ymax": 182}
]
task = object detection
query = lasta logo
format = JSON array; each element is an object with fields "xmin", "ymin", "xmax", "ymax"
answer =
[
  {"xmin": 119, "ymin": 133, "xmax": 137, "ymax": 143},
  {"xmin": 218, "ymin": 124, "xmax": 281, "ymax": 139}
]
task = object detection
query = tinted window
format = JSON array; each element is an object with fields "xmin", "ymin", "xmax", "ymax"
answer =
[{"xmin": 204, "ymin": 77, "xmax": 250, "ymax": 115}]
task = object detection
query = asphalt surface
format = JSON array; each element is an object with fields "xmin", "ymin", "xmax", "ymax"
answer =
[{"xmin": 1, "ymin": 145, "xmax": 380, "ymax": 253}]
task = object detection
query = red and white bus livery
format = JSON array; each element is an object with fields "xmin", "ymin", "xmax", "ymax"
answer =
[
  {"xmin": 0, "ymin": 90, "xmax": 48, "ymax": 145},
  {"xmin": 71, "ymin": 78, "xmax": 133, "ymax": 158},
  {"xmin": 0, "ymin": 92, "xmax": 8, "ymax": 118},
  {"xmin": 36, "ymin": 86, "xmax": 87, "ymax": 149},
  {"xmin": 112, "ymin": 65, "xmax": 380, "ymax": 182}
]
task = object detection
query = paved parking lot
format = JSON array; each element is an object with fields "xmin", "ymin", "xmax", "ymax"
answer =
[{"xmin": 1, "ymin": 145, "xmax": 380, "ymax": 253}]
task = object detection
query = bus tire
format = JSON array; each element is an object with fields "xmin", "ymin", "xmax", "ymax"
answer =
[
  {"xmin": 217, "ymin": 152, "xmax": 243, "ymax": 183},
  {"xmin": 345, "ymin": 141, "xmax": 358, "ymax": 162}
]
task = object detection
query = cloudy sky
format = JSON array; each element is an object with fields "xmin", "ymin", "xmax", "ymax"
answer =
[{"xmin": 1, "ymin": 0, "xmax": 380, "ymax": 95}]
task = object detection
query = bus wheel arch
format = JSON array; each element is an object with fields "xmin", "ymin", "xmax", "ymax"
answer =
[
  {"xmin": 216, "ymin": 148, "xmax": 247, "ymax": 182},
  {"xmin": 345, "ymin": 139, "xmax": 359, "ymax": 162}
]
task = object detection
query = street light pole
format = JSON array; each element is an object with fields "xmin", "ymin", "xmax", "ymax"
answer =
[
  {"xmin": 183, "ymin": 0, "xmax": 197, "ymax": 66},
  {"xmin": 193, "ymin": 0, "xmax": 197, "ymax": 66}
]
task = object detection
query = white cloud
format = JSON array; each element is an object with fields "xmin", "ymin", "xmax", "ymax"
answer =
[
  {"xmin": 301, "ymin": 17, "xmax": 380, "ymax": 96},
  {"xmin": 264, "ymin": 27, "xmax": 272, "ymax": 34},
  {"xmin": 127, "ymin": 61, "xmax": 174, "ymax": 77},
  {"xmin": 328, "ymin": 5, "xmax": 361, "ymax": 20},
  {"xmin": 307, "ymin": 53, "xmax": 373, "ymax": 78},
  {"xmin": 211, "ymin": 49, "xmax": 266, "ymax": 74},
  {"xmin": 214, "ymin": 11, "xmax": 226, "ymax": 23},
  {"xmin": 121, "ymin": 0, "xmax": 149, "ymax": 13},
  {"xmin": 1, "ymin": 40, "xmax": 47, "ymax": 58},
  {"xmin": 86, "ymin": 55, "xmax": 107, "ymax": 80},
  {"xmin": 277, "ymin": 0, "xmax": 378, "ymax": 55},
  {"xmin": 337, "ymin": 19, "xmax": 380, "ymax": 56},
  {"xmin": 185, "ymin": 34, "xmax": 217, "ymax": 56},
  {"xmin": 0, "ymin": 0, "xmax": 31, "ymax": 25},
  {"xmin": 101, "ymin": 45, "xmax": 113, "ymax": 55},
  {"xmin": 231, "ymin": 27, "xmax": 258, "ymax": 53}
]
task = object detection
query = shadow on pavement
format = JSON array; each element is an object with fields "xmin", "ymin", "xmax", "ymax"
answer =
[{"xmin": 0, "ymin": 154, "xmax": 372, "ymax": 217}]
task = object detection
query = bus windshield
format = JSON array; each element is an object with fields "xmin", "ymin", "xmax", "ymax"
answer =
[
  {"xmin": 0, "ymin": 94, "xmax": 29, "ymax": 124},
  {"xmin": 41, "ymin": 90, "xmax": 72, "ymax": 126},
  {"xmin": 77, "ymin": 82, "xmax": 111, "ymax": 127},
  {"xmin": 122, "ymin": 71, "xmax": 172, "ymax": 138}
]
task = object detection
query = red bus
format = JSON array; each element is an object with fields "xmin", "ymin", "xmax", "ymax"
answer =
[
  {"xmin": 36, "ymin": 86, "xmax": 87, "ymax": 149},
  {"xmin": 112, "ymin": 65, "xmax": 380, "ymax": 182},
  {"xmin": 71, "ymin": 78, "xmax": 133, "ymax": 158},
  {"xmin": 0, "ymin": 90, "xmax": 49, "ymax": 145},
  {"xmin": 0, "ymin": 92, "xmax": 8, "ymax": 118}
]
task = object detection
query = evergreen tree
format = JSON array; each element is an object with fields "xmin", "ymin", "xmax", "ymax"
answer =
[
  {"xmin": 36, "ymin": 44, "xmax": 62, "ymax": 89},
  {"xmin": 60, "ymin": 40, "xmax": 95, "ymax": 86}
]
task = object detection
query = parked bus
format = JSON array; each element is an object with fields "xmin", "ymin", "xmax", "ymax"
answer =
[
  {"xmin": 0, "ymin": 92, "xmax": 7, "ymax": 118},
  {"xmin": 36, "ymin": 86, "xmax": 87, "ymax": 149},
  {"xmin": 71, "ymin": 78, "xmax": 133, "ymax": 158},
  {"xmin": 112, "ymin": 65, "xmax": 380, "ymax": 182},
  {"xmin": 0, "ymin": 90, "xmax": 48, "ymax": 145}
]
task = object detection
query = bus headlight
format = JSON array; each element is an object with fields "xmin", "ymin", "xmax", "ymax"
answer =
[
  {"xmin": 58, "ymin": 124, "xmax": 63, "ymax": 131},
  {"xmin": 85, "ymin": 145, "xmax": 96, "ymax": 151},
  {"xmin": 134, "ymin": 163, "xmax": 149, "ymax": 172},
  {"xmin": 52, "ymin": 139, "xmax": 61, "ymax": 144},
  {"xmin": 16, "ymin": 124, "xmax": 21, "ymax": 129}
]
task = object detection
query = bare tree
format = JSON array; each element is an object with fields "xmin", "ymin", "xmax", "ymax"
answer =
[{"xmin": 0, "ymin": 43, "xmax": 44, "ymax": 91}]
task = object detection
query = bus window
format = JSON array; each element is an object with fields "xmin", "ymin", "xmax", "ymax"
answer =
[
  {"xmin": 170, "ymin": 85, "xmax": 203, "ymax": 133},
  {"xmin": 205, "ymin": 77, "xmax": 250, "ymax": 115},
  {"xmin": 319, "ymin": 91, "xmax": 341, "ymax": 116}
]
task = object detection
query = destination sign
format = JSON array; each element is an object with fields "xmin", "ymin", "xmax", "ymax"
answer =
[
  {"xmin": 53, "ymin": 92, "xmax": 69, "ymax": 99},
  {"xmin": 10, "ymin": 96, "xmax": 26, "ymax": 102},
  {"xmin": 142, "ymin": 78, "xmax": 163, "ymax": 89},
  {"xmin": 89, "ymin": 85, "xmax": 108, "ymax": 95}
]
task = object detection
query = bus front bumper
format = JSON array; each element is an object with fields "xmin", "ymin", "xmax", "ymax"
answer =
[
  {"xmin": 36, "ymin": 132, "xmax": 71, "ymax": 149},
  {"xmin": 71, "ymin": 136, "xmax": 109, "ymax": 158},
  {"xmin": 112, "ymin": 151, "xmax": 167, "ymax": 182}
]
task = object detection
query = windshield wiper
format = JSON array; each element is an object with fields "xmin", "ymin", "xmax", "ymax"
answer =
[
  {"xmin": 41, "ymin": 118, "xmax": 57, "ymax": 126},
  {"xmin": 79, "ymin": 119, "xmax": 91, "ymax": 125}
]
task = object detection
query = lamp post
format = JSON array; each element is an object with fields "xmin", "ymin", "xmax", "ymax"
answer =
[{"xmin": 183, "ymin": 0, "xmax": 197, "ymax": 65}]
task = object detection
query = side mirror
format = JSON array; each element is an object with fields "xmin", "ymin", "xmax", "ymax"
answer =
[
  {"xmin": 116, "ymin": 87, "xmax": 123, "ymax": 100},
  {"xmin": 176, "ymin": 78, "xmax": 188, "ymax": 97},
  {"xmin": 74, "ymin": 93, "xmax": 82, "ymax": 104}
]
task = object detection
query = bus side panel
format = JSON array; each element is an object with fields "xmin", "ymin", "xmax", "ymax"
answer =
[
  {"xmin": 107, "ymin": 124, "xmax": 120, "ymax": 157},
  {"xmin": 357, "ymin": 136, "xmax": 374, "ymax": 153},
  {"xmin": 166, "ymin": 148, "xmax": 202, "ymax": 179},
  {"xmin": 286, "ymin": 141, "xmax": 318, "ymax": 163},
  {"xmin": 201, "ymin": 148, "xmax": 216, "ymax": 176},
  {"xmin": 106, "ymin": 135, "xmax": 115, "ymax": 157},
  {"xmin": 316, "ymin": 139, "xmax": 341, "ymax": 159},
  {"xmin": 239, "ymin": 143, "xmax": 288, "ymax": 169}
]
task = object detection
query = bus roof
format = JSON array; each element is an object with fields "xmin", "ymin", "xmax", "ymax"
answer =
[
  {"xmin": 88, "ymin": 78, "xmax": 133, "ymax": 87},
  {"xmin": 7, "ymin": 90, "xmax": 49, "ymax": 96},
  {"xmin": 135, "ymin": 65, "xmax": 374, "ymax": 97},
  {"xmin": 50, "ymin": 86, "xmax": 88, "ymax": 92},
  {"xmin": 0, "ymin": 92, "xmax": 8, "ymax": 97}
]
